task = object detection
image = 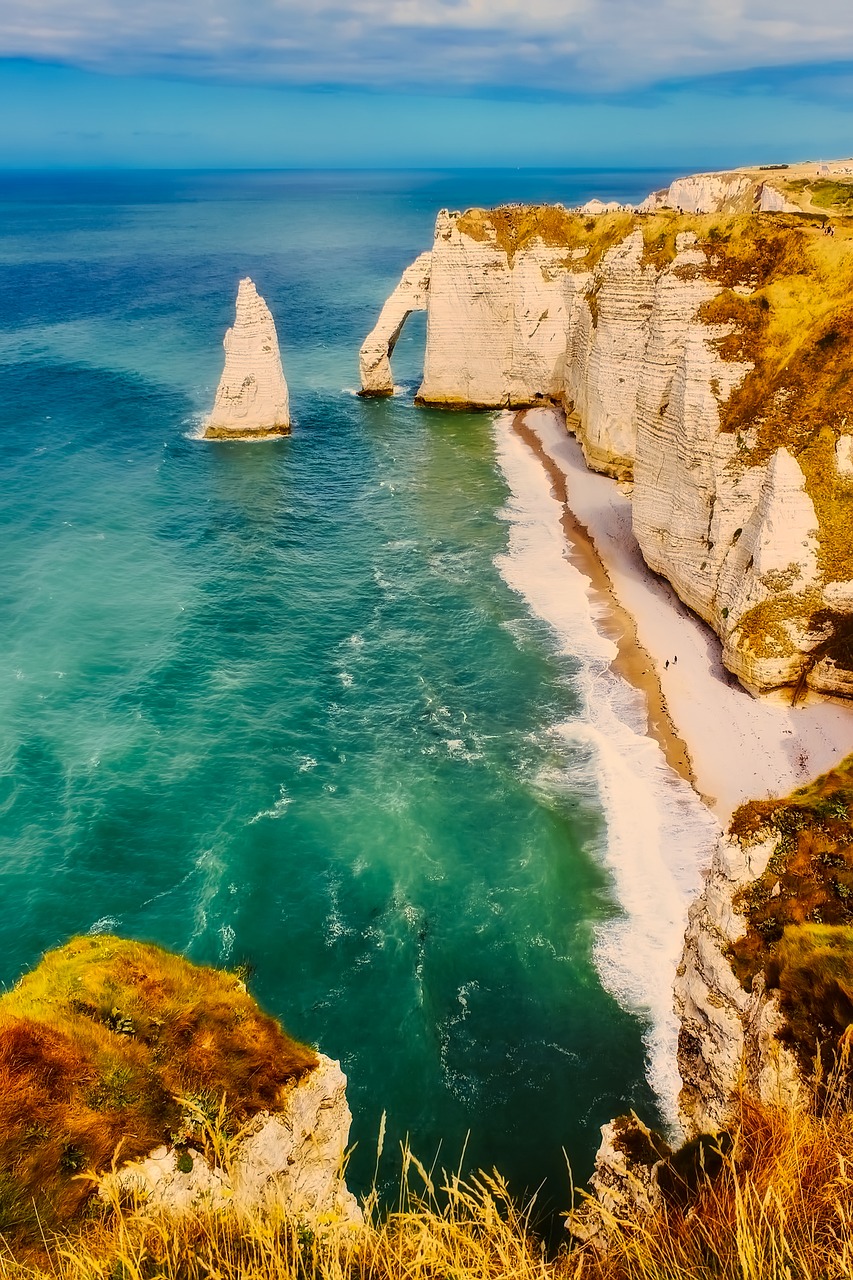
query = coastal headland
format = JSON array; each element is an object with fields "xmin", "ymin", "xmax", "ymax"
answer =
[
  {"xmin": 363, "ymin": 159, "xmax": 853, "ymax": 710},
  {"xmin": 360, "ymin": 158, "xmax": 853, "ymax": 1173}
]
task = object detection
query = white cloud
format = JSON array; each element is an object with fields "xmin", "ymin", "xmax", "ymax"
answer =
[{"xmin": 2, "ymin": 0, "xmax": 853, "ymax": 92}]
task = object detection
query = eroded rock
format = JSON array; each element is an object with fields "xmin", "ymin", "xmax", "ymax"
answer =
[
  {"xmin": 205, "ymin": 278, "xmax": 290, "ymax": 439},
  {"xmin": 101, "ymin": 1054, "xmax": 361, "ymax": 1224}
]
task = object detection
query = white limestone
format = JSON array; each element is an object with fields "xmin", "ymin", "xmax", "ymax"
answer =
[
  {"xmin": 416, "ymin": 210, "xmax": 585, "ymax": 406},
  {"xmin": 675, "ymin": 833, "xmax": 804, "ymax": 1135},
  {"xmin": 658, "ymin": 172, "xmax": 755, "ymax": 214},
  {"xmin": 360, "ymin": 200, "xmax": 853, "ymax": 698},
  {"xmin": 359, "ymin": 252, "xmax": 431, "ymax": 395},
  {"xmin": 836, "ymin": 433, "xmax": 853, "ymax": 477},
  {"xmin": 205, "ymin": 278, "xmax": 290, "ymax": 438},
  {"xmin": 758, "ymin": 184, "xmax": 799, "ymax": 214},
  {"xmin": 563, "ymin": 230, "xmax": 657, "ymax": 476},
  {"xmin": 101, "ymin": 1055, "xmax": 360, "ymax": 1224}
]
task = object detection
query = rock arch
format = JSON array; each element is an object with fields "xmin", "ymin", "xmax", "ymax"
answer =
[{"xmin": 359, "ymin": 252, "xmax": 431, "ymax": 396}]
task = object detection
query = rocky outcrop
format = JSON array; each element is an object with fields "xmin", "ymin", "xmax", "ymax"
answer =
[
  {"xmin": 359, "ymin": 252, "xmax": 431, "ymax": 395},
  {"xmin": 416, "ymin": 209, "xmax": 584, "ymax": 407},
  {"xmin": 637, "ymin": 174, "xmax": 750, "ymax": 215},
  {"xmin": 102, "ymin": 1054, "xmax": 361, "ymax": 1223},
  {"xmin": 674, "ymin": 833, "xmax": 803, "ymax": 1136},
  {"xmin": 569, "ymin": 1115, "xmax": 669, "ymax": 1252},
  {"xmin": 205, "ymin": 278, "xmax": 290, "ymax": 438}
]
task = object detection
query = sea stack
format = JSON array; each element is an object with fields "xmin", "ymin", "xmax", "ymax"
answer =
[{"xmin": 204, "ymin": 278, "xmax": 290, "ymax": 438}]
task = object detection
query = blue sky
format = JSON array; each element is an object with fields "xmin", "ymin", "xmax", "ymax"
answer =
[{"xmin": 1, "ymin": 0, "xmax": 852, "ymax": 167}]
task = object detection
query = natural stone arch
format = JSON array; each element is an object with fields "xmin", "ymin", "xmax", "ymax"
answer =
[{"xmin": 359, "ymin": 252, "xmax": 431, "ymax": 396}]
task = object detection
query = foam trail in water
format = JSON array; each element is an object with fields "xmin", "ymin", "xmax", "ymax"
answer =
[{"xmin": 492, "ymin": 415, "xmax": 717, "ymax": 1128}]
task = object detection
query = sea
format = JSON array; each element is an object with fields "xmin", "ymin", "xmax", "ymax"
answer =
[{"xmin": 0, "ymin": 168, "xmax": 714, "ymax": 1220}]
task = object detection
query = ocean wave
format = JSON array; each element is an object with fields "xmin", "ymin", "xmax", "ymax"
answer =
[{"xmin": 492, "ymin": 416, "xmax": 717, "ymax": 1129}]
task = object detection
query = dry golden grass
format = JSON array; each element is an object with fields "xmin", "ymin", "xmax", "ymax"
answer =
[{"xmin": 6, "ymin": 1089, "xmax": 853, "ymax": 1280}]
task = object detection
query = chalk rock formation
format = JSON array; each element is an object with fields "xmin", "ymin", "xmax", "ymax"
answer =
[
  {"xmin": 664, "ymin": 173, "xmax": 754, "ymax": 214},
  {"xmin": 416, "ymin": 210, "xmax": 584, "ymax": 407},
  {"xmin": 758, "ymin": 184, "xmax": 800, "ymax": 214},
  {"xmin": 638, "ymin": 172, "xmax": 758, "ymax": 215},
  {"xmin": 359, "ymin": 252, "xmax": 431, "ymax": 395},
  {"xmin": 360, "ymin": 193, "xmax": 853, "ymax": 698},
  {"xmin": 102, "ymin": 1054, "xmax": 361, "ymax": 1223},
  {"xmin": 569, "ymin": 1114, "xmax": 669, "ymax": 1252},
  {"xmin": 561, "ymin": 230, "xmax": 654, "ymax": 476},
  {"xmin": 205, "ymin": 278, "xmax": 290, "ymax": 438},
  {"xmin": 675, "ymin": 832, "xmax": 803, "ymax": 1135},
  {"xmin": 836, "ymin": 434, "xmax": 853, "ymax": 477}
]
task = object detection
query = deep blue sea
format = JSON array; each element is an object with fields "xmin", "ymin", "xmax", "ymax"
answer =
[{"xmin": 0, "ymin": 168, "xmax": 695, "ymax": 1218}]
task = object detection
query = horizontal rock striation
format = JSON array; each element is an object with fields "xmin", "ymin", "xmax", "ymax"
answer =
[
  {"xmin": 205, "ymin": 278, "xmax": 290, "ymax": 439},
  {"xmin": 360, "ymin": 192, "xmax": 853, "ymax": 698}
]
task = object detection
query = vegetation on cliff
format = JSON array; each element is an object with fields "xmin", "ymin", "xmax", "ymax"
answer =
[
  {"xmin": 2, "ymin": 1090, "xmax": 851, "ymax": 1280},
  {"xmin": 729, "ymin": 753, "xmax": 853, "ymax": 1076},
  {"xmin": 0, "ymin": 936, "xmax": 316, "ymax": 1239}
]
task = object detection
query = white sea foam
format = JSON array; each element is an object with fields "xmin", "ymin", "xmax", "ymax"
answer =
[
  {"xmin": 248, "ymin": 784, "xmax": 292, "ymax": 824},
  {"xmin": 492, "ymin": 416, "xmax": 717, "ymax": 1129},
  {"xmin": 219, "ymin": 923, "xmax": 236, "ymax": 962},
  {"xmin": 88, "ymin": 915, "xmax": 121, "ymax": 935}
]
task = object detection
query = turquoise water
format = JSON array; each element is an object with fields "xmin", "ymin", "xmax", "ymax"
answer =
[{"xmin": 0, "ymin": 169, "xmax": 681, "ymax": 1216}]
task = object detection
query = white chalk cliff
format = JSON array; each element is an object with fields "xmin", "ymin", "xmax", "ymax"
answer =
[
  {"xmin": 360, "ymin": 191, "xmax": 853, "ymax": 699},
  {"xmin": 205, "ymin": 278, "xmax": 290, "ymax": 438},
  {"xmin": 102, "ymin": 1054, "xmax": 360, "ymax": 1223},
  {"xmin": 674, "ymin": 834, "xmax": 803, "ymax": 1136}
]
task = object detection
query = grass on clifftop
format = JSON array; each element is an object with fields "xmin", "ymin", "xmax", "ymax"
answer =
[
  {"xmin": 0, "ymin": 936, "xmax": 316, "ymax": 1238},
  {"xmin": 7, "ymin": 1091, "xmax": 853, "ymax": 1280},
  {"xmin": 729, "ymin": 754, "xmax": 853, "ymax": 1074}
]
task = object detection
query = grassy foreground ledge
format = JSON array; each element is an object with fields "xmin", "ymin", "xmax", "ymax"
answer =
[
  {"xmin": 4, "ymin": 897, "xmax": 853, "ymax": 1276},
  {"xmin": 0, "ymin": 935, "xmax": 317, "ymax": 1238},
  {"xmin": 3, "ymin": 1092, "xmax": 853, "ymax": 1280}
]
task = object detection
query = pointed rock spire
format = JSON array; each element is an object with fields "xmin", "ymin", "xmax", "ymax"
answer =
[{"xmin": 204, "ymin": 278, "xmax": 290, "ymax": 438}]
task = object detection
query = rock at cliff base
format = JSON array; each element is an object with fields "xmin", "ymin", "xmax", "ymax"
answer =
[{"xmin": 205, "ymin": 278, "xmax": 290, "ymax": 438}]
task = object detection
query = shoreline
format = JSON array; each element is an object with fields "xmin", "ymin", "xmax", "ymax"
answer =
[
  {"xmin": 516, "ymin": 406, "xmax": 853, "ymax": 825},
  {"xmin": 511, "ymin": 413, "xmax": 700, "ymax": 800},
  {"xmin": 492, "ymin": 412, "xmax": 718, "ymax": 1127}
]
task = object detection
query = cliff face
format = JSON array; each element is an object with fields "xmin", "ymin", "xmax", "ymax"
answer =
[
  {"xmin": 417, "ymin": 209, "xmax": 582, "ymax": 407},
  {"xmin": 675, "ymin": 754, "xmax": 853, "ymax": 1134},
  {"xmin": 103, "ymin": 1053, "xmax": 360, "ymax": 1224},
  {"xmin": 674, "ymin": 830, "xmax": 802, "ymax": 1135},
  {"xmin": 360, "ymin": 196, "xmax": 853, "ymax": 699},
  {"xmin": 205, "ymin": 278, "xmax": 290, "ymax": 438}
]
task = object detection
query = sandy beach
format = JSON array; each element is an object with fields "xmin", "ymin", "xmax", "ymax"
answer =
[{"xmin": 516, "ymin": 406, "xmax": 853, "ymax": 825}]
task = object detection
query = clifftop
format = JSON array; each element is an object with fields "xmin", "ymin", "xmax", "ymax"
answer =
[{"xmin": 0, "ymin": 936, "xmax": 321, "ymax": 1236}]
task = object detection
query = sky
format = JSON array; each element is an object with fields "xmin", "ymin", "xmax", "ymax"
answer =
[{"xmin": 1, "ymin": 0, "xmax": 852, "ymax": 168}]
